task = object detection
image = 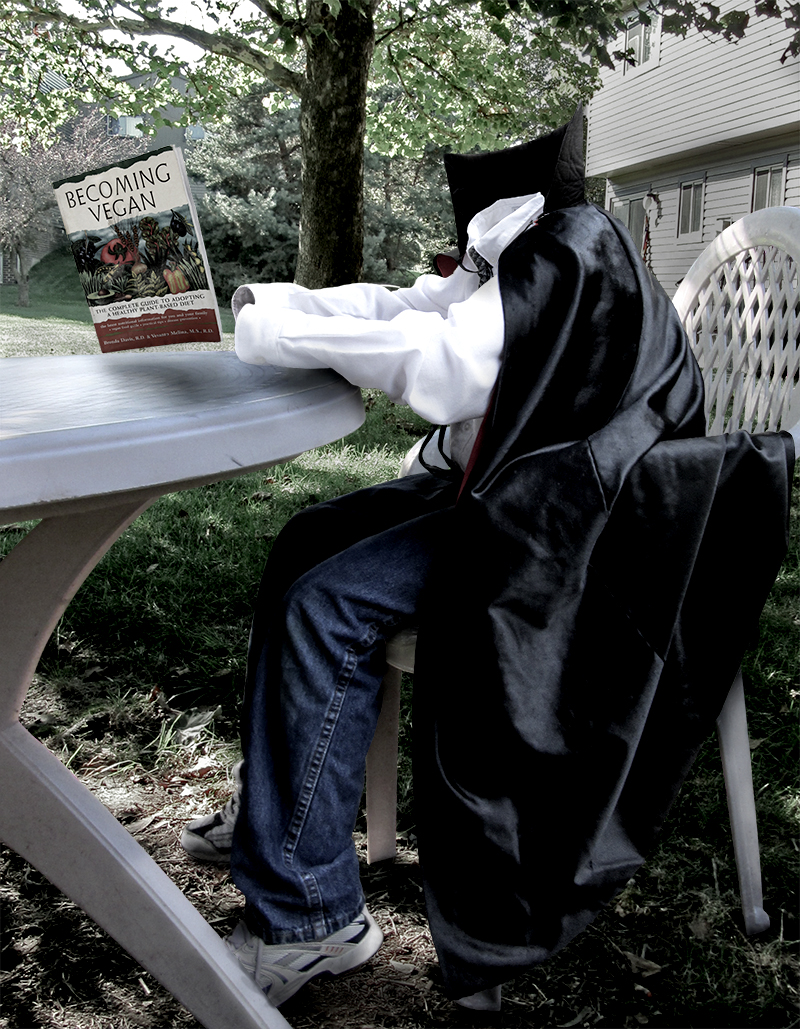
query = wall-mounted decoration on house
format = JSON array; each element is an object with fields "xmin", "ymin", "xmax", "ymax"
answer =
[{"xmin": 642, "ymin": 192, "xmax": 659, "ymax": 269}]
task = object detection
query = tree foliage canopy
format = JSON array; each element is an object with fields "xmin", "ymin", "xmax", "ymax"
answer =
[
  {"xmin": 3, "ymin": 1, "xmax": 797, "ymax": 149},
  {"xmin": 3, "ymin": 1, "xmax": 797, "ymax": 286}
]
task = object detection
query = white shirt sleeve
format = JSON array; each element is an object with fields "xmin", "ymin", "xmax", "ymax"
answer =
[
  {"xmin": 233, "ymin": 276, "xmax": 504, "ymax": 426},
  {"xmin": 231, "ymin": 265, "xmax": 479, "ymax": 321}
]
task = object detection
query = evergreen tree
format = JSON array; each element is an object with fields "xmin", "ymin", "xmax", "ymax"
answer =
[
  {"xmin": 188, "ymin": 100, "xmax": 302, "ymax": 298},
  {"xmin": 188, "ymin": 89, "xmax": 455, "ymax": 298}
]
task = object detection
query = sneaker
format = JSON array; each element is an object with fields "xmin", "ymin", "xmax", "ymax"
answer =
[
  {"xmin": 180, "ymin": 760, "xmax": 243, "ymax": 863},
  {"xmin": 226, "ymin": 907, "xmax": 383, "ymax": 1006}
]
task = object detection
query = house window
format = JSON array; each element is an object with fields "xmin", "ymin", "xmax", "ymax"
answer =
[
  {"xmin": 107, "ymin": 115, "xmax": 144, "ymax": 138},
  {"xmin": 678, "ymin": 180, "xmax": 704, "ymax": 240},
  {"xmin": 752, "ymin": 164, "xmax": 785, "ymax": 211},
  {"xmin": 622, "ymin": 13, "xmax": 661, "ymax": 74},
  {"xmin": 610, "ymin": 197, "xmax": 646, "ymax": 252},
  {"xmin": 118, "ymin": 116, "xmax": 144, "ymax": 138}
]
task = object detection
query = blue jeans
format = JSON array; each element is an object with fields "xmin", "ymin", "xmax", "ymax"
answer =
[{"xmin": 231, "ymin": 474, "xmax": 457, "ymax": 944}]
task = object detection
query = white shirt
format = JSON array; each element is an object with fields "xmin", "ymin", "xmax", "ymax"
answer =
[{"xmin": 233, "ymin": 192, "xmax": 544, "ymax": 468}]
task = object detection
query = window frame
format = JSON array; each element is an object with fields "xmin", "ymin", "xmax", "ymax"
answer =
[
  {"xmin": 609, "ymin": 195, "xmax": 647, "ymax": 253},
  {"xmin": 751, "ymin": 162, "xmax": 787, "ymax": 212},
  {"xmin": 677, "ymin": 178, "xmax": 705, "ymax": 242},
  {"xmin": 621, "ymin": 11, "xmax": 662, "ymax": 77}
]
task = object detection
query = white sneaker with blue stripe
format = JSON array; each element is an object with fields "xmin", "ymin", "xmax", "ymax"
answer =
[
  {"xmin": 180, "ymin": 760, "xmax": 242, "ymax": 863},
  {"xmin": 226, "ymin": 907, "xmax": 383, "ymax": 1006}
]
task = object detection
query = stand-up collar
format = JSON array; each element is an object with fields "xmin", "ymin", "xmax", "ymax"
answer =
[
  {"xmin": 462, "ymin": 193, "xmax": 545, "ymax": 276},
  {"xmin": 445, "ymin": 106, "xmax": 585, "ymax": 256}
]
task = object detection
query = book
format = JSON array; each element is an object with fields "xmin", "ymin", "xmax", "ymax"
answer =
[{"xmin": 53, "ymin": 146, "xmax": 223, "ymax": 353}]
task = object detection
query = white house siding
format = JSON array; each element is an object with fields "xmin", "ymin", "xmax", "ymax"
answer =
[
  {"xmin": 604, "ymin": 143, "xmax": 800, "ymax": 296},
  {"xmin": 587, "ymin": 1, "xmax": 799, "ymax": 297},
  {"xmin": 586, "ymin": 2, "xmax": 798, "ymax": 179},
  {"xmin": 788, "ymin": 155, "xmax": 800, "ymax": 201}
]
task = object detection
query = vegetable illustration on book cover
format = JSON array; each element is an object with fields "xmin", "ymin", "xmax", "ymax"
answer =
[{"xmin": 53, "ymin": 146, "xmax": 222, "ymax": 353}]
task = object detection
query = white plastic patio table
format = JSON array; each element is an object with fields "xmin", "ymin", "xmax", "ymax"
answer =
[{"xmin": 0, "ymin": 350, "xmax": 365, "ymax": 1029}]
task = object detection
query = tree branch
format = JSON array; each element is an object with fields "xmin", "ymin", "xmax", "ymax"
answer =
[
  {"xmin": 375, "ymin": 5, "xmax": 417, "ymax": 45},
  {"xmin": 247, "ymin": 0, "xmax": 294, "ymax": 28},
  {"xmin": 10, "ymin": 1, "xmax": 306, "ymax": 95},
  {"xmin": 385, "ymin": 42, "xmax": 461, "ymax": 141}
]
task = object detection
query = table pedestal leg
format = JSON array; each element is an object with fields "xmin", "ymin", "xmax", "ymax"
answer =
[{"xmin": 0, "ymin": 504, "xmax": 289, "ymax": 1029}]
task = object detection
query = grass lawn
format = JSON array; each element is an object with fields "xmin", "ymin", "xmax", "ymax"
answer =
[
  {"xmin": 0, "ymin": 248, "xmax": 236, "ymax": 357},
  {"xmin": 0, "ymin": 257, "xmax": 798, "ymax": 1028}
]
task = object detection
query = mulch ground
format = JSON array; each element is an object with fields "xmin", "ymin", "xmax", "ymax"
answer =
[
  {"xmin": 0, "ymin": 753, "xmax": 621, "ymax": 1029},
  {"xmin": 2, "ymin": 681, "xmax": 795, "ymax": 1029}
]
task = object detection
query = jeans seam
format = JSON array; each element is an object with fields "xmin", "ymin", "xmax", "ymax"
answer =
[{"xmin": 282, "ymin": 643, "xmax": 360, "ymax": 872}]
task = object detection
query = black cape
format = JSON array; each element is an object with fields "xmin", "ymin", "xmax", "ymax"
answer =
[{"xmin": 412, "ymin": 202, "xmax": 795, "ymax": 996}]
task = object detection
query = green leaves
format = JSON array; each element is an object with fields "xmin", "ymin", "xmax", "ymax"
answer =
[
  {"xmin": 369, "ymin": 1, "xmax": 600, "ymax": 158},
  {"xmin": 3, "ymin": 0, "xmax": 797, "ymax": 151},
  {"xmin": 481, "ymin": 0, "xmax": 511, "ymax": 19},
  {"xmin": 489, "ymin": 19, "xmax": 513, "ymax": 43},
  {"xmin": 720, "ymin": 8, "xmax": 751, "ymax": 37}
]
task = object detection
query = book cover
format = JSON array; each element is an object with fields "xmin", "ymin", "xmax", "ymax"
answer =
[{"xmin": 53, "ymin": 146, "xmax": 223, "ymax": 353}]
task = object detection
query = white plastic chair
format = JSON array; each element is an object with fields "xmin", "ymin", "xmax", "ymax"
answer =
[
  {"xmin": 365, "ymin": 208, "xmax": 800, "ymax": 941},
  {"xmin": 673, "ymin": 207, "xmax": 800, "ymax": 934}
]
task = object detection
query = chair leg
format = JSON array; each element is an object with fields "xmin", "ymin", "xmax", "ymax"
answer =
[
  {"xmin": 365, "ymin": 666, "xmax": 402, "ymax": 863},
  {"xmin": 716, "ymin": 670, "xmax": 770, "ymax": 935}
]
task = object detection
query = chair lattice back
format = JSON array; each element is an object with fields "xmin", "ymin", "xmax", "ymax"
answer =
[{"xmin": 673, "ymin": 208, "xmax": 800, "ymax": 435}]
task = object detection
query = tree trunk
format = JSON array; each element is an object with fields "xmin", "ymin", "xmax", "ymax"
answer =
[
  {"xmin": 13, "ymin": 248, "xmax": 30, "ymax": 307},
  {"xmin": 296, "ymin": 1, "xmax": 376, "ymax": 288}
]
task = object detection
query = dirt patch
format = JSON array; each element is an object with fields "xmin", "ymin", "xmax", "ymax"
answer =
[
  {"xmin": 2, "ymin": 692, "xmax": 797, "ymax": 1029},
  {"xmin": 0, "ymin": 753, "xmax": 593, "ymax": 1029},
  {"xmin": 0, "ymin": 754, "xmax": 464, "ymax": 1029}
]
